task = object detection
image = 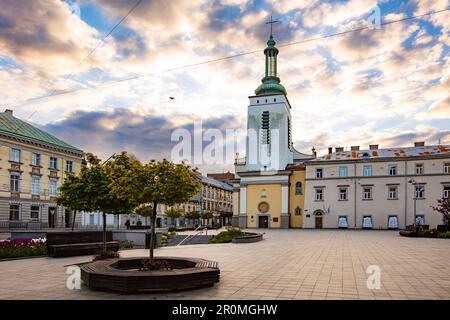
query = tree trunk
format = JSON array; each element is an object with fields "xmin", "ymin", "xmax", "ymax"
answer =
[
  {"xmin": 71, "ymin": 210, "xmax": 77, "ymax": 231},
  {"xmin": 102, "ymin": 212, "xmax": 107, "ymax": 253},
  {"xmin": 149, "ymin": 201, "xmax": 158, "ymax": 262}
]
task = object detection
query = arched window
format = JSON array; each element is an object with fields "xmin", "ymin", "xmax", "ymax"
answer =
[
  {"xmin": 295, "ymin": 207, "xmax": 301, "ymax": 216},
  {"xmin": 295, "ymin": 182, "xmax": 302, "ymax": 194}
]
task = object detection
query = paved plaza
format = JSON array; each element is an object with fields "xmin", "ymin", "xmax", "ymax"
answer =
[{"xmin": 0, "ymin": 230, "xmax": 449, "ymax": 300}]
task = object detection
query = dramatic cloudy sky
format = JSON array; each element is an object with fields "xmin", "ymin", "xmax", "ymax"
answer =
[{"xmin": 0, "ymin": 0, "xmax": 449, "ymax": 173}]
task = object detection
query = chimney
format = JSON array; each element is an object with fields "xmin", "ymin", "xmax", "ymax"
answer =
[
  {"xmin": 414, "ymin": 141, "xmax": 425, "ymax": 147},
  {"xmin": 312, "ymin": 147, "xmax": 317, "ymax": 159},
  {"xmin": 4, "ymin": 109, "xmax": 13, "ymax": 115},
  {"xmin": 351, "ymin": 146, "xmax": 360, "ymax": 151},
  {"xmin": 328, "ymin": 147, "xmax": 333, "ymax": 155},
  {"xmin": 335, "ymin": 147, "xmax": 344, "ymax": 152},
  {"xmin": 369, "ymin": 144, "xmax": 379, "ymax": 150}
]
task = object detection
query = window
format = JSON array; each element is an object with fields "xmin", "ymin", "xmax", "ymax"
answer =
[
  {"xmin": 49, "ymin": 179, "xmax": 58, "ymax": 196},
  {"xmin": 31, "ymin": 176, "xmax": 40, "ymax": 195},
  {"xmin": 444, "ymin": 186, "xmax": 450, "ymax": 198},
  {"xmin": 388, "ymin": 216, "xmax": 398, "ymax": 229},
  {"xmin": 339, "ymin": 166, "xmax": 348, "ymax": 177},
  {"xmin": 363, "ymin": 165, "xmax": 372, "ymax": 177},
  {"xmin": 9, "ymin": 205, "xmax": 20, "ymax": 221},
  {"xmin": 415, "ymin": 215, "xmax": 425, "ymax": 225},
  {"xmin": 414, "ymin": 185, "xmax": 425, "ymax": 199},
  {"xmin": 315, "ymin": 168, "xmax": 323, "ymax": 179},
  {"xmin": 388, "ymin": 164, "xmax": 397, "ymax": 176},
  {"xmin": 295, "ymin": 182, "xmax": 302, "ymax": 194},
  {"xmin": 30, "ymin": 206, "xmax": 40, "ymax": 220},
  {"xmin": 315, "ymin": 188, "xmax": 324, "ymax": 201},
  {"xmin": 32, "ymin": 153, "xmax": 41, "ymax": 166},
  {"xmin": 415, "ymin": 164, "xmax": 424, "ymax": 175},
  {"xmin": 362, "ymin": 216, "xmax": 373, "ymax": 229},
  {"xmin": 338, "ymin": 216, "xmax": 348, "ymax": 228},
  {"xmin": 50, "ymin": 157, "xmax": 58, "ymax": 169},
  {"xmin": 294, "ymin": 207, "xmax": 301, "ymax": 216},
  {"xmin": 339, "ymin": 188, "xmax": 348, "ymax": 201},
  {"xmin": 10, "ymin": 174, "xmax": 20, "ymax": 192},
  {"xmin": 388, "ymin": 186, "xmax": 398, "ymax": 199},
  {"xmin": 66, "ymin": 160, "xmax": 73, "ymax": 172},
  {"xmin": 445, "ymin": 163, "xmax": 450, "ymax": 174},
  {"xmin": 363, "ymin": 187, "xmax": 372, "ymax": 200},
  {"xmin": 10, "ymin": 148, "xmax": 21, "ymax": 162}
]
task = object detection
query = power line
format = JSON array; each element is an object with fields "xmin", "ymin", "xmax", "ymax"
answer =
[
  {"xmin": 8, "ymin": 6, "xmax": 450, "ymax": 108},
  {"xmin": 9, "ymin": 0, "xmax": 144, "ymax": 127}
]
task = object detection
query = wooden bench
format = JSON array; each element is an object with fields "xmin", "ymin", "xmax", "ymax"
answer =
[{"xmin": 47, "ymin": 231, "xmax": 119, "ymax": 258}]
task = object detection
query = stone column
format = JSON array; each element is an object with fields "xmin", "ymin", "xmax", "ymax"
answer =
[
  {"xmin": 231, "ymin": 188, "xmax": 240, "ymax": 227},
  {"xmin": 238, "ymin": 186, "xmax": 247, "ymax": 228},
  {"xmin": 280, "ymin": 184, "xmax": 290, "ymax": 228}
]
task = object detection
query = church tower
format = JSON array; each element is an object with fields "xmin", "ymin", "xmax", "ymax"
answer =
[
  {"xmin": 232, "ymin": 21, "xmax": 313, "ymax": 230},
  {"xmin": 245, "ymin": 31, "xmax": 293, "ymax": 172}
]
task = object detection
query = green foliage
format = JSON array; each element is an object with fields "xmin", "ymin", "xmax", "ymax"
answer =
[
  {"xmin": 165, "ymin": 208, "xmax": 183, "ymax": 219},
  {"xmin": 201, "ymin": 211, "xmax": 213, "ymax": 220},
  {"xmin": 0, "ymin": 244, "xmax": 47, "ymax": 259},
  {"xmin": 184, "ymin": 211, "xmax": 201, "ymax": 220},
  {"xmin": 418, "ymin": 228, "xmax": 450, "ymax": 238},
  {"xmin": 108, "ymin": 157, "xmax": 202, "ymax": 261},
  {"xmin": 119, "ymin": 241, "xmax": 134, "ymax": 249},
  {"xmin": 208, "ymin": 227, "xmax": 245, "ymax": 244}
]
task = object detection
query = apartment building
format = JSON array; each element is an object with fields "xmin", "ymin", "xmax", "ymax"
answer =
[
  {"xmin": 0, "ymin": 109, "xmax": 84, "ymax": 229},
  {"xmin": 303, "ymin": 143, "xmax": 450, "ymax": 229}
]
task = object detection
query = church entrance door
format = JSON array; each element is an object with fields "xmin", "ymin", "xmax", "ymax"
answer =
[
  {"xmin": 315, "ymin": 216, "xmax": 323, "ymax": 229},
  {"xmin": 258, "ymin": 215, "xmax": 269, "ymax": 228}
]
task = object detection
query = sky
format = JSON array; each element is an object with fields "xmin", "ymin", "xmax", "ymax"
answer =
[{"xmin": 0, "ymin": 0, "xmax": 448, "ymax": 173}]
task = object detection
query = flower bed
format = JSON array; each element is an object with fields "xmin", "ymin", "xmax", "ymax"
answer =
[{"xmin": 0, "ymin": 238, "xmax": 47, "ymax": 259}]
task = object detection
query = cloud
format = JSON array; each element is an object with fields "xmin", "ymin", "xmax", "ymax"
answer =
[
  {"xmin": 0, "ymin": 0, "xmax": 100, "ymax": 77},
  {"xmin": 39, "ymin": 108, "xmax": 242, "ymax": 172}
]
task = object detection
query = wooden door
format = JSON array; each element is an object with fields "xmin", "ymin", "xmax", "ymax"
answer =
[
  {"xmin": 315, "ymin": 215, "xmax": 323, "ymax": 229},
  {"xmin": 258, "ymin": 215, "xmax": 269, "ymax": 228}
]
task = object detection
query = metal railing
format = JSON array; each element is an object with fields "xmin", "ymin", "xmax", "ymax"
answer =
[{"xmin": 176, "ymin": 225, "xmax": 208, "ymax": 246}]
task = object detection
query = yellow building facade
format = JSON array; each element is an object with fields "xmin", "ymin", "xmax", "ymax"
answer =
[{"xmin": 0, "ymin": 109, "xmax": 84, "ymax": 228}]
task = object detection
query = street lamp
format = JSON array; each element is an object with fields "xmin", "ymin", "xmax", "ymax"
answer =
[{"xmin": 408, "ymin": 178, "xmax": 424, "ymax": 226}]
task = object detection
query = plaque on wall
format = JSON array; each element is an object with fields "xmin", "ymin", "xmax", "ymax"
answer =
[{"xmin": 273, "ymin": 217, "xmax": 278, "ymax": 222}]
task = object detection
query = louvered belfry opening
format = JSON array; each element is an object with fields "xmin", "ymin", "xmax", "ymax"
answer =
[{"xmin": 261, "ymin": 111, "xmax": 270, "ymax": 145}]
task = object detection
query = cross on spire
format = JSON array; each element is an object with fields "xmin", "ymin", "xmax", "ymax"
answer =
[{"xmin": 266, "ymin": 15, "xmax": 280, "ymax": 37}]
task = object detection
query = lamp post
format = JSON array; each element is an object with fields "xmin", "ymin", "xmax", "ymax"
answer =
[{"xmin": 408, "ymin": 178, "xmax": 424, "ymax": 225}]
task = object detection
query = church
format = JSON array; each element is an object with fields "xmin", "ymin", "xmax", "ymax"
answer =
[
  {"xmin": 231, "ymin": 29, "xmax": 314, "ymax": 229},
  {"xmin": 231, "ymin": 30, "xmax": 450, "ymax": 230}
]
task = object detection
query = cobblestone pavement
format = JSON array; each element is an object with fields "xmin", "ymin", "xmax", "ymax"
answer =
[{"xmin": 0, "ymin": 230, "xmax": 449, "ymax": 300}]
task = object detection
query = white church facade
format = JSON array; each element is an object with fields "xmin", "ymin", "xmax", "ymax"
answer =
[{"xmin": 232, "ymin": 30, "xmax": 450, "ymax": 230}]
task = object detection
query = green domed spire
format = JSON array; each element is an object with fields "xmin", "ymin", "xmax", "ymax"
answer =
[{"xmin": 255, "ymin": 17, "xmax": 287, "ymax": 96}]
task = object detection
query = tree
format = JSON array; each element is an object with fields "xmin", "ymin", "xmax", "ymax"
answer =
[
  {"xmin": 184, "ymin": 211, "xmax": 201, "ymax": 226},
  {"xmin": 164, "ymin": 208, "xmax": 183, "ymax": 227},
  {"xmin": 200, "ymin": 211, "xmax": 213, "ymax": 226},
  {"xmin": 56, "ymin": 173, "xmax": 92, "ymax": 231},
  {"xmin": 110, "ymin": 158, "xmax": 201, "ymax": 266},
  {"xmin": 431, "ymin": 197, "xmax": 450, "ymax": 226},
  {"xmin": 74, "ymin": 153, "xmax": 135, "ymax": 255}
]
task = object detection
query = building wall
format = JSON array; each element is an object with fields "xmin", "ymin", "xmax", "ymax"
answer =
[
  {"xmin": 0, "ymin": 137, "xmax": 83, "ymax": 227},
  {"xmin": 304, "ymin": 157, "xmax": 450, "ymax": 229},
  {"xmin": 289, "ymin": 170, "xmax": 305, "ymax": 228},
  {"xmin": 246, "ymin": 184, "xmax": 282, "ymax": 228}
]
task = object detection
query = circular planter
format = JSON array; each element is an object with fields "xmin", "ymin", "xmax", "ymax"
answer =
[
  {"xmin": 232, "ymin": 232, "xmax": 264, "ymax": 243},
  {"xmin": 81, "ymin": 256, "xmax": 220, "ymax": 293}
]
